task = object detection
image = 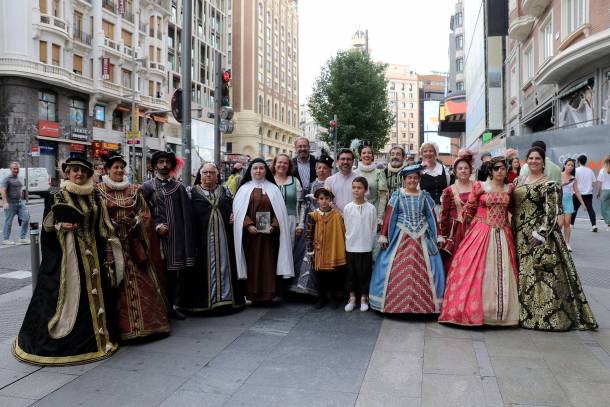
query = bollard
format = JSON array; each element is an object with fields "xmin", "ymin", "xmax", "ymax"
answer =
[{"xmin": 29, "ymin": 222, "xmax": 40, "ymax": 293}]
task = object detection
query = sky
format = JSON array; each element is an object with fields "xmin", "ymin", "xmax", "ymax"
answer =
[{"xmin": 298, "ymin": 0, "xmax": 455, "ymax": 104}]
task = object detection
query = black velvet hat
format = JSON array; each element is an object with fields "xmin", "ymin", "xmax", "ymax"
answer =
[
  {"xmin": 61, "ymin": 157, "xmax": 94, "ymax": 177},
  {"xmin": 151, "ymin": 150, "xmax": 177, "ymax": 169},
  {"xmin": 316, "ymin": 155, "xmax": 334, "ymax": 169},
  {"xmin": 103, "ymin": 153, "xmax": 127, "ymax": 169}
]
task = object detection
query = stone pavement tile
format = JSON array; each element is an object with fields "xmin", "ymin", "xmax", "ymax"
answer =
[
  {"xmin": 555, "ymin": 375, "xmax": 610, "ymax": 407},
  {"xmin": 0, "ymin": 368, "xmax": 29, "ymax": 388},
  {"xmin": 482, "ymin": 328, "xmax": 542, "ymax": 360},
  {"xmin": 373, "ymin": 319, "xmax": 425, "ymax": 354},
  {"xmin": 423, "ymin": 337, "xmax": 479, "ymax": 376},
  {"xmin": 135, "ymin": 328, "xmax": 243, "ymax": 356},
  {"xmin": 0, "ymin": 395, "xmax": 34, "ymax": 407},
  {"xmin": 0, "ymin": 341, "xmax": 39, "ymax": 374},
  {"xmin": 223, "ymin": 330, "xmax": 286, "ymax": 354},
  {"xmin": 591, "ymin": 329, "xmax": 610, "ymax": 354},
  {"xmin": 43, "ymin": 366, "xmax": 186, "ymax": 405},
  {"xmin": 39, "ymin": 359, "xmax": 103, "ymax": 376},
  {"xmin": 205, "ymin": 349, "xmax": 268, "ymax": 371},
  {"xmin": 180, "ymin": 365, "xmax": 255, "ymax": 395},
  {"xmin": 223, "ymin": 383, "xmax": 358, "ymax": 407},
  {"xmin": 99, "ymin": 347, "xmax": 211, "ymax": 378},
  {"xmin": 281, "ymin": 328, "xmax": 377, "ymax": 351},
  {"xmin": 355, "ymin": 392, "xmax": 421, "ymax": 407},
  {"xmin": 247, "ymin": 315, "xmax": 303, "ymax": 336},
  {"xmin": 170, "ymin": 308, "xmax": 268, "ymax": 334},
  {"xmin": 535, "ymin": 341, "xmax": 610, "ymax": 383},
  {"xmin": 526, "ymin": 329, "xmax": 583, "ymax": 346},
  {"xmin": 491, "ymin": 356, "xmax": 570, "ymax": 407},
  {"xmin": 583, "ymin": 292, "xmax": 610, "ymax": 329},
  {"xmin": 32, "ymin": 387, "xmax": 162, "ymax": 407},
  {"xmin": 425, "ymin": 322, "xmax": 473, "ymax": 339},
  {"xmin": 265, "ymin": 343, "xmax": 373, "ymax": 370},
  {"xmin": 159, "ymin": 389, "xmax": 229, "ymax": 407},
  {"xmin": 421, "ymin": 373, "xmax": 484, "ymax": 407},
  {"xmin": 0, "ymin": 371, "xmax": 77, "ymax": 400},
  {"xmin": 245, "ymin": 362, "xmax": 366, "ymax": 393},
  {"xmin": 361, "ymin": 350, "xmax": 423, "ymax": 398},
  {"xmin": 585, "ymin": 286, "xmax": 610, "ymax": 311},
  {"xmin": 296, "ymin": 308, "xmax": 382, "ymax": 335}
]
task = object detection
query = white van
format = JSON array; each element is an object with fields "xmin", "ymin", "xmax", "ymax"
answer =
[{"xmin": 0, "ymin": 167, "xmax": 51, "ymax": 198}]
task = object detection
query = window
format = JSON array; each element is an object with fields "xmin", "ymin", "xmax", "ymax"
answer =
[
  {"xmin": 563, "ymin": 0, "xmax": 588, "ymax": 37},
  {"xmin": 51, "ymin": 44, "xmax": 60, "ymax": 66},
  {"xmin": 39, "ymin": 0, "xmax": 47, "ymax": 14},
  {"xmin": 149, "ymin": 80, "xmax": 154, "ymax": 96},
  {"xmin": 74, "ymin": 11, "xmax": 83, "ymax": 32},
  {"xmin": 456, "ymin": 35, "xmax": 463, "ymax": 50},
  {"xmin": 226, "ymin": 142, "xmax": 232, "ymax": 153},
  {"xmin": 121, "ymin": 29, "xmax": 132, "ymax": 47},
  {"xmin": 73, "ymin": 55, "xmax": 83, "ymax": 75},
  {"xmin": 122, "ymin": 69, "xmax": 132, "ymax": 88},
  {"xmin": 258, "ymin": 2, "xmax": 263, "ymax": 18},
  {"xmin": 112, "ymin": 109, "xmax": 124, "ymax": 131},
  {"xmin": 94, "ymin": 104, "xmax": 105, "ymax": 128},
  {"xmin": 540, "ymin": 16, "xmax": 553, "ymax": 63},
  {"xmin": 38, "ymin": 91, "xmax": 57, "ymax": 121},
  {"xmin": 39, "ymin": 41, "xmax": 47, "ymax": 63},
  {"xmin": 69, "ymin": 99, "xmax": 86, "ymax": 126},
  {"xmin": 157, "ymin": 47, "xmax": 161, "ymax": 62},
  {"xmin": 456, "ymin": 81, "xmax": 464, "ymax": 91},
  {"xmin": 149, "ymin": 15, "xmax": 154, "ymax": 36},
  {"xmin": 523, "ymin": 43, "xmax": 534, "ymax": 83},
  {"xmin": 456, "ymin": 58, "xmax": 463, "ymax": 73},
  {"xmin": 103, "ymin": 19, "xmax": 114, "ymax": 39},
  {"xmin": 455, "ymin": 12, "xmax": 463, "ymax": 27}
]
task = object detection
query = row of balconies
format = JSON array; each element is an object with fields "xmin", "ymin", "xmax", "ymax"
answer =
[{"xmin": 508, "ymin": 0, "xmax": 551, "ymax": 42}]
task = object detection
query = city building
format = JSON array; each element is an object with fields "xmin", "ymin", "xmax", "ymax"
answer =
[
  {"xmin": 462, "ymin": 0, "xmax": 508, "ymax": 155},
  {"xmin": 0, "ymin": 0, "xmax": 173, "ymax": 183},
  {"xmin": 351, "ymin": 29, "xmax": 371, "ymax": 55},
  {"xmin": 506, "ymin": 0, "xmax": 610, "ymax": 137},
  {"xmin": 226, "ymin": 0, "xmax": 301, "ymax": 160},
  {"xmin": 382, "ymin": 64, "xmax": 420, "ymax": 158}
]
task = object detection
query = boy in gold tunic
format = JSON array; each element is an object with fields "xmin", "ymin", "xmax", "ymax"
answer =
[{"xmin": 306, "ymin": 188, "xmax": 347, "ymax": 308}]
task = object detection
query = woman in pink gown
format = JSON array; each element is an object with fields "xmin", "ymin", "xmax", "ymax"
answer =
[{"xmin": 439, "ymin": 156, "xmax": 519, "ymax": 326}]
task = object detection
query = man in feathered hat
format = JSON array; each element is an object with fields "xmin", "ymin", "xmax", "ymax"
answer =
[{"xmin": 141, "ymin": 150, "xmax": 195, "ymax": 319}]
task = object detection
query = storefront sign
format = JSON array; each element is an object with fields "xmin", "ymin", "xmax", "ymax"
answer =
[
  {"xmin": 102, "ymin": 58, "xmax": 110, "ymax": 80},
  {"xmin": 70, "ymin": 126, "xmax": 90, "ymax": 141},
  {"xmin": 69, "ymin": 144, "xmax": 87, "ymax": 153},
  {"xmin": 38, "ymin": 120, "xmax": 60, "ymax": 137},
  {"xmin": 102, "ymin": 142, "xmax": 120, "ymax": 151},
  {"xmin": 31, "ymin": 145, "xmax": 40, "ymax": 157}
]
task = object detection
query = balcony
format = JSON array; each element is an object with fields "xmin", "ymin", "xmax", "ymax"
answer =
[
  {"xmin": 122, "ymin": 45, "xmax": 139, "ymax": 59},
  {"xmin": 521, "ymin": 0, "xmax": 551, "ymax": 18},
  {"xmin": 103, "ymin": 37, "xmax": 121, "ymax": 52},
  {"xmin": 102, "ymin": 0, "xmax": 117, "ymax": 14},
  {"xmin": 139, "ymin": 22, "xmax": 147, "ymax": 33},
  {"xmin": 72, "ymin": 26, "xmax": 92, "ymax": 46},
  {"xmin": 0, "ymin": 57, "xmax": 93, "ymax": 92},
  {"xmin": 508, "ymin": 16, "xmax": 536, "ymax": 42},
  {"xmin": 39, "ymin": 14, "xmax": 70, "ymax": 38},
  {"xmin": 122, "ymin": 10, "xmax": 135, "ymax": 24}
]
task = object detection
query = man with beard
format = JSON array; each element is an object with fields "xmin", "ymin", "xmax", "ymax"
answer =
[
  {"xmin": 324, "ymin": 149, "xmax": 357, "ymax": 211},
  {"xmin": 384, "ymin": 146, "xmax": 407, "ymax": 196},
  {"xmin": 141, "ymin": 151, "xmax": 195, "ymax": 319},
  {"xmin": 292, "ymin": 137, "xmax": 317, "ymax": 194}
]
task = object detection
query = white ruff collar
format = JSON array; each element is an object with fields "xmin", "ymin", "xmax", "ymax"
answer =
[
  {"xmin": 64, "ymin": 179, "xmax": 94, "ymax": 195},
  {"xmin": 357, "ymin": 163, "xmax": 377, "ymax": 173},
  {"xmin": 102, "ymin": 175, "xmax": 129, "ymax": 190}
]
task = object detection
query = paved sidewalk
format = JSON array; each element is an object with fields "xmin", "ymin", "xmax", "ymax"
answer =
[{"xmin": 0, "ymin": 220, "xmax": 608, "ymax": 406}]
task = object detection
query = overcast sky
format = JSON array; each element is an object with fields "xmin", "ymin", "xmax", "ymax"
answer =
[{"xmin": 298, "ymin": 0, "xmax": 455, "ymax": 104}]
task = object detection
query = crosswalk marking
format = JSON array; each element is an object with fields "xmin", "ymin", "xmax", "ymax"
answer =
[{"xmin": 0, "ymin": 271, "xmax": 32, "ymax": 279}]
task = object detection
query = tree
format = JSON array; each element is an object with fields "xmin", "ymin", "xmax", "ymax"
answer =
[{"xmin": 307, "ymin": 50, "xmax": 393, "ymax": 153}]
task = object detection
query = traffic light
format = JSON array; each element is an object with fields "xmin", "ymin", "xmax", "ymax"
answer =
[
  {"xmin": 329, "ymin": 119, "xmax": 337, "ymax": 140},
  {"xmin": 221, "ymin": 70, "xmax": 231, "ymax": 107}
]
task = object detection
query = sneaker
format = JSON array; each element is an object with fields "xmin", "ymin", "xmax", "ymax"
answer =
[
  {"xmin": 360, "ymin": 303, "xmax": 369, "ymax": 312},
  {"xmin": 592, "ymin": 226, "xmax": 598, "ymax": 232},
  {"xmin": 1, "ymin": 240, "xmax": 15, "ymax": 245},
  {"xmin": 344, "ymin": 301, "xmax": 356, "ymax": 312},
  {"xmin": 18, "ymin": 238, "xmax": 30, "ymax": 245}
]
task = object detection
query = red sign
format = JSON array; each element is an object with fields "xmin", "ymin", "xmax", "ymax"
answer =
[
  {"xmin": 119, "ymin": 0, "xmax": 125, "ymax": 14},
  {"xmin": 69, "ymin": 144, "xmax": 86, "ymax": 153},
  {"xmin": 102, "ymin": 58, "xmax": 110, "ymax": 80},
  {"xmin": 38, "ymin": 120, "xmax": 60, "ymax": 137}
]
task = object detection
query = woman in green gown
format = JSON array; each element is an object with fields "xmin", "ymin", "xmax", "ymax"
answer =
[{"xmin": 513, "ymin": 147, "xmax": 597, "ymax": 331}]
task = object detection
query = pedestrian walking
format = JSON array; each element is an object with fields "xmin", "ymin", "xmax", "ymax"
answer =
[
  {"xmin": 419, "ymin": 142, "xmax": 453, "ymax": 211},
  {"xmin": 570, "ymin": 154, "xmax": 598, "ymax": 232},
  {"xmin": 224, "ymin": 162, "xmax": 243, "ymax": 197},
  {"xmin": 1, "ymin": 162, "xmax": 30, "ymax": 245},
  {"xmin": 141, "ymin": 151, "xmax": 195, "ymax": 320},
  {"xmin": 439, "ymin": 151, "xmax": 474, "ymax": 271},
  {"xmin": 97, "ymin": 154, "xmax": 170, "ymax": 341},
  {"xmin": 369, "ymin": 164, "xmax": 445, "ymax": 314},
  {"xmin": 233, "ymin": 158, "xmax": 294, "ymax": 304},
  {"xmin": 179, "ymin": 163, "xmax": 245, "ymax": 313},
  {"xmin": 354, "ymin": 141, "xmax": 388, "ymax": 227},
  {"xmin": 384, "ymin": 146, "xmax": 407, "ymax": 196},
  {"xmin": 513, "ymin": 147, "xmax": 597, "ymax": 331},
  {"xmin": 306, "ymin": 188, "xmax": 347, "ymax": 309},
  {"xmin": 14, "ymin": 157, "xmax": 119, "ymax": 365},
  {"xmin": 439, "ymin": 157, "xmax": 519, "ymax": 327},
  {"xmin": 343, "ymin": 177, "xmax": 376, "ymax": 312},
  {"xmin": 597, "ymin": 154, "xmax": 610, "ymax": 231},
  {"xmin": 324, "ymin": 149, "xmax": 357, "ymax": 211},
  {"xmin": 560, "ymin": 158, "xmax": 586, "ymax": 251}
]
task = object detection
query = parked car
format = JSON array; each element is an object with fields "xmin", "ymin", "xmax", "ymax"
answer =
[{"xmin": 0, "ymin": 167, "xmax": 51, "ymax": 198}]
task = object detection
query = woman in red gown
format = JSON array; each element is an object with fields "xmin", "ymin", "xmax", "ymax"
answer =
[
  {"xmin": 439, "ymin": 152, "xmax": 474, "ymax": 271},
  {"xmin": 439, "ymin": 156, "xmax": 519, "ymax": 326}
]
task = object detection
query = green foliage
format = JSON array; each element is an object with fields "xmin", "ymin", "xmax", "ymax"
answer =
[{"xmin": 307, "ymin": 50, "xmax": 393, "ymax": 153}]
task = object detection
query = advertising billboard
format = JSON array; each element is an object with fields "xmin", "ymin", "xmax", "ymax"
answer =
[
  {"xmin": 423, "ymin": 100, "xmax": 451, "ymax": 154},
  {"xmin": 191, "ymin": 119, "xmax": 215, "ymax": 175}
]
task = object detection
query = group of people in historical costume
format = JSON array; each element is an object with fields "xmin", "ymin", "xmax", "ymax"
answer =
[{"xmin": 12, "ymin": 135, "xmax": 600, "ymax": 367}]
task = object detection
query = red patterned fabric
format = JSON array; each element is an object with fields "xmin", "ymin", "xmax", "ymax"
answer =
[{"xmin": 439, "ymin": 186, "xmax": 470, "ymax": 271}]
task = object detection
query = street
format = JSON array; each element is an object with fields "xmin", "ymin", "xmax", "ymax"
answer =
[{"xmin": 0, "ymin": 216, "xmax": 607, "ymax": 406}]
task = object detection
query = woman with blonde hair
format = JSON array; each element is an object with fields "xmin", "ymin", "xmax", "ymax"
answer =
[
  {"xmin": 597, "ymin": 154, "xmax": 610, "ymax": 231},
  {"xmin": 419, "ymin": 143, "xmax": 453, "ymax": 213}
]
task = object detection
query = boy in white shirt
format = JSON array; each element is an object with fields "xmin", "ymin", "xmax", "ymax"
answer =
[{"xmin": 343, "ymin": 177, "xmax": 377, "ymax": 312}]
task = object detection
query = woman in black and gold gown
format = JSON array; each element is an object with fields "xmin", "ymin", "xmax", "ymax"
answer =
[
  {"xmin": 513, "ymin": 147, "xmax": 597, "ymax": 331},
  {"xmin": 13, "ymin": 157, "xmax": 119, "ymax": 365}
]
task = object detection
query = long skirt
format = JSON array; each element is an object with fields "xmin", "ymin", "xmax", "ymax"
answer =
[
  {"xmin": 369, "ymin": 228, "xmax": 445, "ymax": 314},
  {"xmin": 601, "ymin": 190, "xmax": 610, "ymax": 225},
  {"xmin": 288, "ymin": 218, "xmax": 318, "ymax": 296},
  {"xmin": 439, "ymin": 222, "xmax": 519, "ymax": 326}
]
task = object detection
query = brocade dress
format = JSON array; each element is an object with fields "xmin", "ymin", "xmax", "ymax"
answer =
[
  {"xmin": 97, "ymin": 180, "xmax": 170, "ymax": 340},
  {"xmin": 439, "ymin": 185, "xmax": 470, "ymax": 271},
  {"xmin": 439, "ymin": 181, "xmax": 519, "ymax": 326},
  {"xmin": 513, "ymin": 177, "xmax": 597, "ymax": 331},
  {"xmin": 369, "ymin": 190, "xmax": 445, "ymax": 313}
]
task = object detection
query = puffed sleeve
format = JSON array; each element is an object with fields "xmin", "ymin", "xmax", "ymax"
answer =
[
  {"xmin": 439, "ymin": 186, "xmax": 454, "ymax": 238},
  {"xmin": 463, "ymin": 181, "xmax": 483, "ymax": 226},
  {"xmin": 535, "ymin": 181, "xmax": 560, "ymax": 242},
  {"xmin": 376, "ymin": 170, "xmax": 389, "ymax": 224}
]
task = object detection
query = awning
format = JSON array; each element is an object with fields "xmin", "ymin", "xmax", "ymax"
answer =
[
  {"xmin": 152, "ymin": 115, "xmax": 169, "ymax": 123},
  {"xmin": 557, "ymin": 79, "xmax": 591, "ymax": 99},
  {"xmin": 36, "ymin": 136, "xmax": 91, "ymax": 145},
  {"xmin": 115, "ymin": 105, "xmax": 131, "ymax": 112}
]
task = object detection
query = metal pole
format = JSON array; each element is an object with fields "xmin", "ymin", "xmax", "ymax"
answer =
[
  {"xmin": 29, "ymin": 222, "xmax": 40, "ymax": 292},
  {"xmin": 131, "ymin": 50, "xmax": 137, "ymax": 182},
  {"xmin": 395, "ymin": 91, "xmax": 399, "ymax": 147},
  {"xmin": 214, "ymin": 51, "xmax": 222, "ymax": 165},
  {"xmin": 181, "ymin": 0, "xmax": 192, "ymax": 184},
  {"xmin": 24, "ymin": 127, "xmax": 30, "ymax": 203}
]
